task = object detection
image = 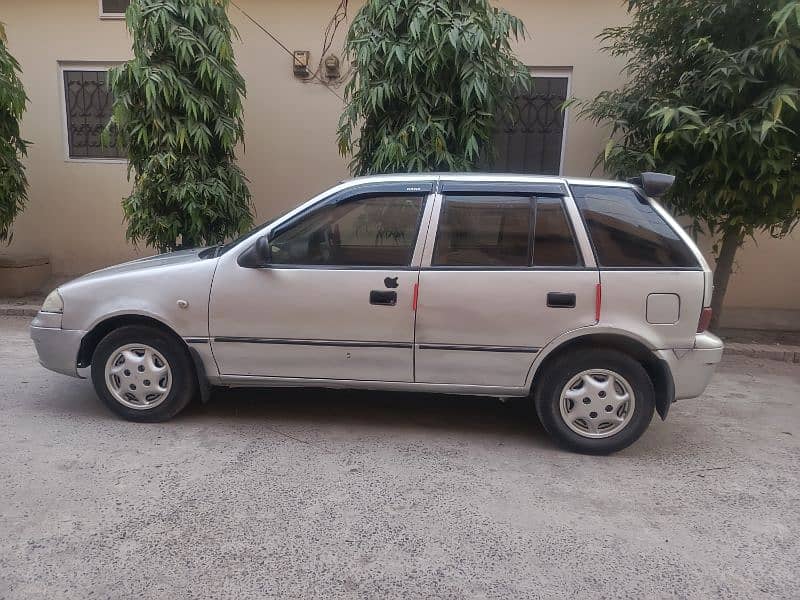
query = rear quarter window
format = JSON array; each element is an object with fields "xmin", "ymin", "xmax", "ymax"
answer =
[{"xmin": 571, "ymin": 186, "xmax": 699, "ymax": 268}]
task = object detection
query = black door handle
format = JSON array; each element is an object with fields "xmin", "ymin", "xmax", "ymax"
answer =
[
  {"xmin": 370, "ymin": 290, "xmax": 397, "ymax": 306},
  {"xmin": 547, "ymin": 292, "xmax": 576, "ymax": 308}
]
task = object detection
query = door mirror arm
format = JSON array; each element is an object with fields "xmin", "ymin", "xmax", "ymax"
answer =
[
  {"xmin": 237, "ymin": 234, "xmax": 272, "ymax": 268},
  {"xmin": 256, "ymin": 235, "xmax": 272, "ymax": 264}
]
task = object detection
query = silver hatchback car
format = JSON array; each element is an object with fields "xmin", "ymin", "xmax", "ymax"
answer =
[{"xmin": 31, "ymin": 173, "xmax": 723, "ymax": 454}]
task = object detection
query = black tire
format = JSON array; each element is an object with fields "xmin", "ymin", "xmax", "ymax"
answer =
[
  {"xmin": 91, "ymin": 325, "xmax": 197, "ymax": 422},
  {"xmin": 533, "ymin": 349, "xmax": 655, "ymax": 454}
]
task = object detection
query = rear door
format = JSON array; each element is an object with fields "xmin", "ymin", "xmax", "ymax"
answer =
[{"xmin": 414, "ymin": 181, "xmax": 599, "ymax": 389}]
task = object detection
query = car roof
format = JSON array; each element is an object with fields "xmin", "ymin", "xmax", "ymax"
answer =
[{"xmin": 340, "ymin": 172, "xmax": 636, "ymax": 190}]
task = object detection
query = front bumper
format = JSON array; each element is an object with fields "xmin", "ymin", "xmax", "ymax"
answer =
[
  {"xmin": 656, "ymin": 332, "xmax": 724, "ymax": 400},
  {"xmin": 30, "ymin": 313, "xmax": 85, "ymax": 378}
]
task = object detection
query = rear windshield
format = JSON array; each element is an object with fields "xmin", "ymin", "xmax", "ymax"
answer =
[{"xmin": 571, "ymin": 185, "xmax": 699, "ymax": 268}]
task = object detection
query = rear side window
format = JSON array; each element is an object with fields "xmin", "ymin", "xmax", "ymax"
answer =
[
  {"xmin": 532, "ymin": 197, "xmax": 580, "ymax": 267},
  {"xmin": 432, "ymin": 195, "xmax": 581, "ymax": 267},
  {"xmin": 572, "ymin": 186, "xmax": 699, "ymax": 268},
  {"xmin": 433, "ymin": 195, "xmax": 531, "ymax": 266}
]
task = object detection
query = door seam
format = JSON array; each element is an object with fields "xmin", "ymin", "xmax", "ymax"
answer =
[{"xmin": 412, "ymin": 191, "xmax": 440, "ymax": 383}]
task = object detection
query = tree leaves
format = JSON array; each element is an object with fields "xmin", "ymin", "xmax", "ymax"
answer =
[
  {"xmin": 106, "ymin": 0, "xmax": 252, "ymax": 252},
  {"xmin": 0, "ymin": 22, "xmax": 29, "ymax": 244},
  {"xmin": 337, "ymin": 0, "xmax": 532, "ymax": 175},
  {"xmin": 576, "ymin": 0, "xmax": 800, "ymax": 246},
  {"xmin": 771, "ymin": 1, "xmax": 800, "ymax": 33}
]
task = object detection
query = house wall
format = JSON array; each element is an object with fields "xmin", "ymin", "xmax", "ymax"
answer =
[{"xmin": 2, "ymin": 0, "xmax": 798, "ymax": 328}]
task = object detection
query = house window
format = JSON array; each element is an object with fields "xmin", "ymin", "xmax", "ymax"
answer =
[
  {"xmin": 100, "ymin": 0, "xmax": 130, "ymax": 18},
  {"xmin": 62, "ymin": 68, "xmax": 124, "ymax": 160},
  {"xmin": 489, "ymin": 70, "xmax": 571, "ymax": 176}
]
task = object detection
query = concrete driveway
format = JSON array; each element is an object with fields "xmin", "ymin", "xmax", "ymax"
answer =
[{"xmin": 1, "ymin": 315, "xmax": 798, "ymax": 599}]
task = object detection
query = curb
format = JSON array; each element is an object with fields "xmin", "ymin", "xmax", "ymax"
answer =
[
  {"xmin": 0, "ymin": 305, "xmax": 39, "ymax": 317},
  {"xmin": 723, "ymin": 342, "xmax": 800, "ymax": 364},
  {"xmin": 1, "ymin": 304, "xmax": 798, "ymax": 364}
]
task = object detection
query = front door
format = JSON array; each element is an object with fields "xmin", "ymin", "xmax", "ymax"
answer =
[
  {"xmin": 414, "ymin": 183, "xmax": 599, "ymax": 389},
  {"xmin": 210, "ymin": 182, "xmax": 433, "ymax": 382}
]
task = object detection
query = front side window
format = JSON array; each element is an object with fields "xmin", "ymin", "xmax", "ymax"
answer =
[
  {"xmin": 270, "ymin": 194, "xmax": 425, "ymax": 267},
  {"xmin": 572, "ymin": 186, "xmax": 699, "ymax": 268},
  {"xmin": 63, "ymin": 68, "xmax": 124, "ymax": 159}
]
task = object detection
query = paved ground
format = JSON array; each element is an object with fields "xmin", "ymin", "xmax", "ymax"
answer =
[{"xmin": 1, "ymin": 316, "xmax": 798, "ymax": 599}]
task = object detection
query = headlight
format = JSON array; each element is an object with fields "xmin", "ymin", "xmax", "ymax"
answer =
[{"xmin": 41, "ymin": 289, "xmax": 64, "ymax": 314}]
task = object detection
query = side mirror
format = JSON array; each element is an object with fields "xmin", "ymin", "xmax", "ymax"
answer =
[
  {"xmin": 237, "ymin": 234, "xmax": 272, "ymax": 268},
  {"xmin": 255, "ymin": 235, "xmax": 271, "ymax": 263},
  {"xmin": 627, "ymin": 172, "xmax": 675, "ymax": 198}
]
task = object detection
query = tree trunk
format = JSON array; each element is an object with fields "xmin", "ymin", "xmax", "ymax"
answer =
[{"xmin": 709, "ymin": 228, "xmax": 743, "ymax": 332}]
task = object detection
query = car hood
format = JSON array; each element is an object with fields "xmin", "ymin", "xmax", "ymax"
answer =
[
  {"xmin": 71, "ymin": 248, "xmax": 211, "ymax": 283},
  {"xmin": 57, "ymin": 247, "xmax": 220, "ymax": 332}
]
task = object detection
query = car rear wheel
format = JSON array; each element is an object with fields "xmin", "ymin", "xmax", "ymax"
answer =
[
  {"xmin": 91, "ymin": 325, "xmax": 196, "ymax": 422},
  {"xmin": 534, "ymin": 349, "xmax": 655, "ymax": 454}
]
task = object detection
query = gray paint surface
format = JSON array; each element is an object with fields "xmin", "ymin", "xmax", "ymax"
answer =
[{"xmin": 2, "ymin": 316, "xmax": 799, "ymax": 599}]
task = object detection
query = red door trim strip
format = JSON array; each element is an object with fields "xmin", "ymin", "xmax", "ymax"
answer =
[{"xmin": 595, "ymin": 283, "xmax": 602, "ymax": 322}]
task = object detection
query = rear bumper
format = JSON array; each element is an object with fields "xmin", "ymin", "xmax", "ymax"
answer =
[
  {"xmin": 30, "ymin": 317, "xmax": 85, "ymax": 378},
  {"xmin": 656, "ymin": 332, "xmax": 724, "ymax": 400}
]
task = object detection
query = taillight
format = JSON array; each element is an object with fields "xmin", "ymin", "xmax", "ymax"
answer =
[{"xmin": 697, "ymin": 307, "xmax": 712, "ymax": 333}]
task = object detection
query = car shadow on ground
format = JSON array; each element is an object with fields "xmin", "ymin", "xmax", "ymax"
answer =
[
  {"xmin": 186, "ymin": 386, "xmax": 548, "ymax": 442},
  {"xmin": 41, "ymin": 376, "xmax": 551, "ymax": 447}
]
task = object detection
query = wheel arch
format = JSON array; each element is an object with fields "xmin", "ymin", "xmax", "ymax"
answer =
[
  {"xmin": 528, "ymin": 330, "xmax": 675, "ymax": 420},
  {"xmin": 77, "ymin": 314, "xmax": 186, "ymax": 369},
  {"xmin": 78, "ymin": 313, "xmax": 212, "ymax": 402}
]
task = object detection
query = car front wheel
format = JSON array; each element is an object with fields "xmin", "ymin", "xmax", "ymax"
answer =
[
  {"xmin": 91, "ymin": 325, "xmax": 196, "ymax": 422},
  {"xmin": 534, "ymin": 349, "xmax": 655, "ymax": 454}
]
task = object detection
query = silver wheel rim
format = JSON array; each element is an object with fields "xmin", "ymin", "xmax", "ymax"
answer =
[
  {"xmin": 559, "ymin": 369, "xmax": 636, "ymax": 439},
  {"xmin": 104, "ymin": 343, "xmax": 172, "ymax": 410}
]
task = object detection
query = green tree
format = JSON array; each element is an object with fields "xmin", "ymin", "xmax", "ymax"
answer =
[
  {"xmin": 0, "ymin": 22, "xmax": 29, "ymax": 244},
  {"xmin": 337, "ymin": 0, "xmax": 531, "ymax": 175},
  {"xmin": 576, "ymin": 0, "xmax": 800, "ymax": 329},
  {"xmin": 107, "ymin": 0, "xmax": 253, "ymax": 252}
]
